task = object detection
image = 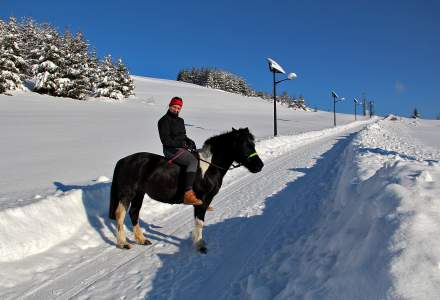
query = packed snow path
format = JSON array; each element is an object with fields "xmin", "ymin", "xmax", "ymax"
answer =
[{"xmin": 14, "ymin": 123, "xmax": 367, "ymax": 300}]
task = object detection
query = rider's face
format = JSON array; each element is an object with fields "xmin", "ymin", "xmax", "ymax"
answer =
[{"xmin": 169, "ymin": 105, "xmax": 182, "ymax": 114}]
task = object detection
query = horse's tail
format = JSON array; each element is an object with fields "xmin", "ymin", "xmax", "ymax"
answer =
[{"xmin": 109, "ymin": 160, "xmax": 122, "ymax": 220}]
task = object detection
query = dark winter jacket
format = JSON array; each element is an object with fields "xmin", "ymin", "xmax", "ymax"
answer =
[{"xmin": 158, "ymin": 111, "xmax": 195, "ymax": 157}]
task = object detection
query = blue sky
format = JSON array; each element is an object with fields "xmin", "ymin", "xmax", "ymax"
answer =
[{"xmin": 2, "ymin": 0, "xmax": 439, "ymax": 118}]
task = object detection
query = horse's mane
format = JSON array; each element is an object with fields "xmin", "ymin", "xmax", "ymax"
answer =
[{"xmin": 203, "ymin": 128, "xmax": 255, "ymax": 151}]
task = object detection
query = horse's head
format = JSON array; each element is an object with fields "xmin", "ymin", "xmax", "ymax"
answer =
[{"xmin": 231, "ymin": 127, "xmax": 264, "ymax": 173}]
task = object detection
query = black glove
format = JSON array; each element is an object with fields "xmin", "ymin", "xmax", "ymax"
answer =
[{"xmin": 185, "ymin": 138, "xmax": 197, "ymax": 151}]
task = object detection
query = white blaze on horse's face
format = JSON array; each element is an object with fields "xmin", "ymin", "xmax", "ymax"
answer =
[{"xmin": 199, "ymin": 145, "xmax": 212, "ymax": 178}]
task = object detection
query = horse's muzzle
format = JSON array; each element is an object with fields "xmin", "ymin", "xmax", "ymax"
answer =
[{"xmin": 248, "ymin": 157, "xmax": 264, "ymax": 173}]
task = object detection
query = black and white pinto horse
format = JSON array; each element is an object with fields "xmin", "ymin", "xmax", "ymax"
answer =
[{"xmin": 109, "ymin": 127, "xmax": 264, "ymax": 253}]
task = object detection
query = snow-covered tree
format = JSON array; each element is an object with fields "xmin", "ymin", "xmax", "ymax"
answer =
[
  {"xmin": 0, "ymin": 17, "xmax": 28, "ymax": 93},
  {"xmin": 95, "ymin": 55, "xmax": 120, "ymax": 99},
  {"xmin": 0, "ymin": 20, "xmax": 5, "ymax": 93},
  {"xmin": 114, "ymin": 58, "xmax": 134, "ymax": 98},
  {"xmin": 0, "ymin": 19, "xmax": 4, "ymax": 34},
  {"xmin": 19, "ymin": 17, "xmax": 41, "ymax": 77},
  {"xmin": 33, "ymin": 26, "xmax": 65, "ymax": 95},
  {"xmin": 59, "ymin": 31, "xmax": 93, "ymax": 99},
  {"xmin": 237, "ymin": 78, "xmax": 253, "ymax": 96},
  {"xmin": 87, "ymin": 47, "xmax": 100, "ymax": 92},
  {"xmin": 176, "ymin": 69, "xmax": 189, "ymax": 82},
  {"xmin": 411, "ymin": 108, "xmax": 421, "ymax": 119}
]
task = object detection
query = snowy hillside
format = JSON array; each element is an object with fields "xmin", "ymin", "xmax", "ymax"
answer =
[{"xmin": 1, "ymin": 77, "xmax": 439, "ymax": 299}]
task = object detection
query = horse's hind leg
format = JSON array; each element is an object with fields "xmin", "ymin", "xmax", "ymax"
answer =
[
  {"xmin": 115, "ymin": 201, "xmax": 132, "ymax": 249},
  {"xmin": 129, "ymin": 193, "xmax": 152, "ymax": 245}
]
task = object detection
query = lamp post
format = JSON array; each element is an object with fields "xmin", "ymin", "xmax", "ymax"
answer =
[
  {"xmin": 354, "ymin": 97, "xmax": 359, "ymax": 120},
  {"xmin": 267, "ymin": 58, "xmax": 297, "ymax": 136},
  {"xmin": 369, "ymin": 100, "xmax": 374, "ymax": 117},
  {"xmin": 331, "ymin": 90, "xmax": 344, "ymax": 126}
]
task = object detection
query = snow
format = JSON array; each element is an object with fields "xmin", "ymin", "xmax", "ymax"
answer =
[{"xmin": 0, "ymin": 77, "xmax": 439, "ymax": 299}]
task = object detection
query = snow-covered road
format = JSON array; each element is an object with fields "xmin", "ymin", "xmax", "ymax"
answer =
[{"xmin": 13, "ymin": 121, "xmax": 367, "ymax": 300}]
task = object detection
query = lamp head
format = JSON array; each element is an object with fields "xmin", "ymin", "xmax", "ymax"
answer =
[{"xmin": 287, "ymin": 72, "xmax": 297, "ymax": 80}]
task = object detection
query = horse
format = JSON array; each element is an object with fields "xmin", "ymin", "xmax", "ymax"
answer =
[{"xmin": 109, "ymin": 127, "xmax": 264, "ymax": 253}]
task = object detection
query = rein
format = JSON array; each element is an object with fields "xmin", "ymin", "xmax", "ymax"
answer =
[
  {"xmin": 198, "ymin": 157, "xmax": 241, "ymax": 171},
  {"xmin": 198, "ymin": 151, "xmax": 258, "ymax": 171}
]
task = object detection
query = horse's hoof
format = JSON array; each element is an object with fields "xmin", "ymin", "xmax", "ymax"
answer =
[
  {"xmin": 198, "ymin": 246, "xmax": 208, "ymax": 254},
  {"xmin": 196, "ymin": 240, "xmax": 208, "ymax": 254},
  {"xmin": 136, "ymin": 239, "xmax": 152, "ymax": 245},
  {"xmin": 117, "ymin": 243, "xmax": 133, "ymax": 250}
]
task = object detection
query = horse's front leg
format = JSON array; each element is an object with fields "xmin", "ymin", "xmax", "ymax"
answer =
[{"xmin": 193, "ymin": 205, "xmax": 208, "ymax": 253}]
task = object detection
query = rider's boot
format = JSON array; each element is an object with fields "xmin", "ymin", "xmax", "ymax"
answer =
[
  {"xmin": 183, "ymin": 189, "xmax": 203, "ymax": 206},
  {"xmin": 183, "ymin": 172, "xmax": 203, "ymax": 206}
]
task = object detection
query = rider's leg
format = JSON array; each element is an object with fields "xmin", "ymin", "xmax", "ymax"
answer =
[{"xmin": 172, "ymin": 150, "xmax": 203, "ymax": 206}]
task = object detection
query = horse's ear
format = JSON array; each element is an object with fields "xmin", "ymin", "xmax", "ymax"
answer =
[
  {"xmin": 232, "ymin": 127, "xmax": 237, "ymax": 131},
  {"xmin": 244, "ymin": 127, "xmax": 249, "ymax": 133}
]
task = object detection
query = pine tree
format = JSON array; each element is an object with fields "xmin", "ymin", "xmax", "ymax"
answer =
[
  {"xmin": 411, "ymin": 108, "xmax": 421, "ymax": 119},
  {"xmin": 20, "ymin": 17, "xmax": 40, "ymax": 78},
  {"xmin": 206, "ymin": 71, "xmax": 216, "ymax": 89},
  {"xmin": 33, "ymin": 25, "xmax": 64, "ymax": 95},
  {"xmin": 0, "ymin": 19, "xmax": 4, "ymax": 34},
  {"xmin": 0, "ymin": 17, "xmax": 28, "ymax": 93},
  {"xmin": 0, "ymin": 19, "xmax": 6, "ymax": 93},
  {"xmin": 237, "ymin": 78, "xmax": 253, "ymax": 96},
  {"xmin": 62, "ymin": 31, "xmax": 93, "ymax": 99},
  {"xmin": 114, "ymin": 58, "xmax": 135, "ymax": 98},
  {"xmin": 177, "ymin": 69, "xmax": 190, "ymax": 82},
  {"xmin": 88, "ymin": 47, "xmax": 100, "ymax": 92},
  {"xmin": 95, "ymin": 55, "xmax": 120, "ymax": 99}
]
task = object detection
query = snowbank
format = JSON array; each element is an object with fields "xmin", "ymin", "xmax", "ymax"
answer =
[{"xmin": 0, "ymin": 183, "xmax": 109, "ymax": 262}]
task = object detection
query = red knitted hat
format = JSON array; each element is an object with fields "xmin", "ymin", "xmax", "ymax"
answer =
[{"xmin": 169, "ymin": 97, "xmax": 183, "ymax": 107}]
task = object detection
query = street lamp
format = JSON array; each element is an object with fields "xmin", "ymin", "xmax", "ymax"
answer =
[
  {"xmin": 354, "ymin": 97, "xmax": 359, "ymax": 120},
  {"xmin": 369, "ymin": 100, "xmax": 374, "ymax": 117},
  {"xmin": 267, "ymin": 58, "xmax": 297, "ymax": 136},
  {"xmin": 331, "ymin": 90, "xmax": 344, "ymax": 126}
]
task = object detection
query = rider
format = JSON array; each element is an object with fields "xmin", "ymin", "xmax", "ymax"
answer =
[{"xmin": 158, "ymin": 96, "xmax": 203, "ymax": 206}]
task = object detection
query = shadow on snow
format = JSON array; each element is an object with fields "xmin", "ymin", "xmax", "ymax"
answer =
[{"xmin": 53, "ymin": 181, "xmax": 116, "ymax": 246}]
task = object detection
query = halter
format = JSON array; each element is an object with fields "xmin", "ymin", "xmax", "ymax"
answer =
[{"xmin": 248, "ymin": 152, "xmax": 258, "ymax": 159}]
